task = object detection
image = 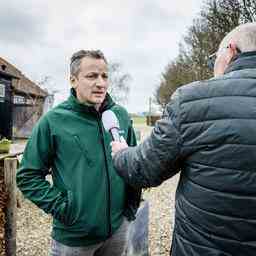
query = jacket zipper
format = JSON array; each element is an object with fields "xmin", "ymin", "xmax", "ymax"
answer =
[{"xmin": 96, "ymin": 113, "xmax": 112, "ymax": 237}]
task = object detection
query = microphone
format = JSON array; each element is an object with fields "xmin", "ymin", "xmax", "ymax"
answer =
[{"xmin": 102, "ymin": 110, "xmax": 122, "ymax": 142}]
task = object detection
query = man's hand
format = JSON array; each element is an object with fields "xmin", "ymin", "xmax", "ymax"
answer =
[{"xmin": 111, "ymin": 137, "xmax": 128, "ymax": 157}]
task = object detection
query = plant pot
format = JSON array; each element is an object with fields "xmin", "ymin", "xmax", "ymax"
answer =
[{"xmin": 0, "ymin": 142, "xmax": 11, "ymax": 154}]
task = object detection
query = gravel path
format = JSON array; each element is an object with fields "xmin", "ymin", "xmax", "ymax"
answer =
[
  {"xmin": 144, "ymin": 175, "xmax": 179, "ymax": 255},
  {"xmin": 17, "ymin": 176, "xmax": 179, "ymax": 256},
  {"xmin": 17, "ymin": 193, "xmax": 51, "ymax": 256},
  {"xmin": 16, "ymin": 124, "xmax": 180, "ymax": 256}
]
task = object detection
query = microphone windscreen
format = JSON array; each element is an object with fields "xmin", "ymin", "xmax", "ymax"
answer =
[{"xmin": 102, "ymin": 110, "xmax": 120, "ymax": 131}]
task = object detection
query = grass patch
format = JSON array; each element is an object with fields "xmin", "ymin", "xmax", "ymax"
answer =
[{"xmin": 132, "ymin": 116, "xmax": 146, "ymax": 125}]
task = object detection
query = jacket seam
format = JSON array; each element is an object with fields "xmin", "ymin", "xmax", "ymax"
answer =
[
  {"xmin": 182, "ymin": 94, "xmax": 256, "ymax": 105},
  {"xmin": 184, "ymin": 160, "xmax": 256, "ymax": 173},
  {"xmin": 175, "ymin": 232, "xmax": 233, "ymax": 254},
  {"xmin": 182, "ymin": 117, "xmax": 256, "ymax": 125},
  {"xmin": 183, "ymin": 174, "xmax": 256, "ymax": 198},
  {"xmin": 180, "ymin": 191, "xmax": 256, "ymax": 222}
]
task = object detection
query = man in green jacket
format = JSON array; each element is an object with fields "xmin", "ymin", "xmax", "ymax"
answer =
[{"xmin": 16, "ymin": 50, "xmax": 141, "ymax": 256}]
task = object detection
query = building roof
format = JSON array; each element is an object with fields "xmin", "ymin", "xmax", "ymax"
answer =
[
  {"xmin": 0, "ymin": 69, "xmax": 19, "ymax": 80},
  {"xmin": 0, "ymin": 57, "xmax": 48, "ymax": 97}
]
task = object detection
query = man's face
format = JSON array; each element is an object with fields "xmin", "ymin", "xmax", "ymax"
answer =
[{"xmin": 71, "ymin": 57, "xmax": 108, "ymax": 106}]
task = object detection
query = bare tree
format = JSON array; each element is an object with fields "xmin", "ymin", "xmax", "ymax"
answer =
[
  {"xmin": 108, "ymin": 62, "xmax": 132, "ymax": 105},
  {"xmin": 240, "ymin": 0, "xmax": 256, "ymax": 22},
  {"xmin": 155, "ymin": 0, "xmax": 242, "ymax": 107}
]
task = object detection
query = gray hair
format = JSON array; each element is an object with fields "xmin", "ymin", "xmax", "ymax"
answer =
[
  {"xmin": 70, "ymin": 50, "xmax": 107, "ymax": 77},
  {"xmin": 219, "ymin": 22, "xmax": 256, "ymax": 52}
]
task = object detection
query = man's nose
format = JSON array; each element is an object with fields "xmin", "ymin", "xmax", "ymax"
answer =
[{"xmin": 96, "ymin": 76, "xmax": 107, "ymax": 87}]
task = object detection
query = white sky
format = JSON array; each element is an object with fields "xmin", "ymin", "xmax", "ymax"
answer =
[{"xmin": 0, "ymin": 0, "xmax": 204, "ymax": 113}]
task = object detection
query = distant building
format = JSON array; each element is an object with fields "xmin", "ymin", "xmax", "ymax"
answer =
[
  {"xmin": 0, "ymin": 57, "xmax": 49, "ymax": 139},
  {"xmin": 146, "ymin": 114, "xmax": 161, "ymax": 126},
  {"xmin": 146, "ymin": 110, "xmax": 162, "ymax": 126}
]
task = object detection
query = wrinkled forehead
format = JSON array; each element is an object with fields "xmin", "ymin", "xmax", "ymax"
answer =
[{"xmin": 80, "ymin": 57, "xmax": 108, "ymax": 73}]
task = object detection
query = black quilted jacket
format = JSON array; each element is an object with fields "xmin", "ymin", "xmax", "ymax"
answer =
[{"xmin": 114, "ymin": 51, "xmax": 256, "ymax": 256}]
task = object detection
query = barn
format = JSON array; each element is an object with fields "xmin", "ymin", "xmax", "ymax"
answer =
[{"xmin": 0, "ymin": 57, "xmax": 50, "ymax": 139}]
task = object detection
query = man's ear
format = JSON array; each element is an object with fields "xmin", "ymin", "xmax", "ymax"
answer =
[
  {"xmin": 70, "ymin": 76, "xmax": 77, "ymax": 88},
  {"xmin": 226, "ymin": 41, "xmax": 238, "ymax": 62}
]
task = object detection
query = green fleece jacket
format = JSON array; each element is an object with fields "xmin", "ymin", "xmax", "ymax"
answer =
[{"xmin": 16, "ymin": 89, "xmax": 140, "ymax": 246}]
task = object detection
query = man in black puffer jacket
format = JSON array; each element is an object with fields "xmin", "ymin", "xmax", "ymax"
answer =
[{"xmin": 111, "ymin": 22, "xmax": 256, "ymax": 256}]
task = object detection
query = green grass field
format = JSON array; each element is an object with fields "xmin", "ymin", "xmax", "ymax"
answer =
[
  {"xmin": 131, "ymin": 116, "xmax": 150, "ymax": 142},
  {"xmin": 132, "ymin": 116, "xmax": 146, "ymax": 125}
]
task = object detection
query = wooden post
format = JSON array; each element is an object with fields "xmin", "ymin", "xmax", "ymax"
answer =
[{"xmin": 4, "ymin": 158, "xmax": 17, "ymax": 256}]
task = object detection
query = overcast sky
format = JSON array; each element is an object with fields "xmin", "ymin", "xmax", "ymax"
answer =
[{"xmin": 0, "ymin": 0, "xmax": 203, "ymax": 113}]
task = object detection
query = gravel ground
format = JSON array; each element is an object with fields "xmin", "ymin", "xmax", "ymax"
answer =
[
  {"xmin": 16, "ymin": 124, "xmax": 180, "ymax": 256},
  {"xmin": 143, "ymin": 175, "xmax": 179, "ymax": 255},
  {"xmin": 17, "ymin": 176, "xmax": 179, "ymax": 256},
  {"xmin": 17, "ymin": 193, "xmax": 51, "ymax": 256}
]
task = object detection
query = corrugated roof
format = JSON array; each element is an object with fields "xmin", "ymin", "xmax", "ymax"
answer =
[{"xmin": 0, "ymin": 57, "xmax": 48, "ymax": 97}]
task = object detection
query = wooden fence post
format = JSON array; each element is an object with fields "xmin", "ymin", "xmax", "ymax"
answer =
[{"xmin": 4, "ymin": 158, "xmax": 17, "ymax": 256}]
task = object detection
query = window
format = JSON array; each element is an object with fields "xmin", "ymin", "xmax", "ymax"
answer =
[
  {"xmin": 13, "ymin": 95, "xmax": 26, "ymax": 104},
  {"xmin": 0, "ymin": 84, "xmax": 5, "ymax": 98}
]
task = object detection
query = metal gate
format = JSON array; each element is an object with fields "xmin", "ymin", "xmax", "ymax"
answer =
[{"xmin": 0, "ymin": 77, "xmax": 13, "ymax": 139}]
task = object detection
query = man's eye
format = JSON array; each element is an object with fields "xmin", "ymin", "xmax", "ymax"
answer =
[
  {"xmin": 86, "ymin": 74, "xmax": 98, "ymax": 79},
  {"xmin": 102, "ymin": 74, "xmax": 108, "ymax": 79}
]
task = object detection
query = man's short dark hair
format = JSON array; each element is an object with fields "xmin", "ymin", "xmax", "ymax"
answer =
[{"xmin": 70, "ymin": 50, "xmax": 107, "ymax": 77}]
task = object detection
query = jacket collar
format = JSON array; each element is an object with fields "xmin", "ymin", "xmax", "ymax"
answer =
[
  {"xmin": 225, "ymin": 51, "xmax": 256, "ymax": 74},
  {"xmin": 67, "ymin": 88, "xmax": 115, "ymax": 114}
]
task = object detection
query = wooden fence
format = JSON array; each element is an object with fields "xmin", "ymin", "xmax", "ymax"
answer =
[{"xmin": 0, "ymin": 147, "xmax": 24, "ymax": 256}]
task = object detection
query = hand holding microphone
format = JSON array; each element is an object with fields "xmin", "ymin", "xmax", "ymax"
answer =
[
  {"xmin": 102, "ymin": 110, "xmax": 128, "ymax": 157},
  {"xmin": 110, "ymin": 136, "xmax": 128, "ymax": 157}
]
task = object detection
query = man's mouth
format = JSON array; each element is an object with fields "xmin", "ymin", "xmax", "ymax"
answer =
[{"xmin": 93, "ymin": 91, "xmax": 105, "ymax": 96}]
